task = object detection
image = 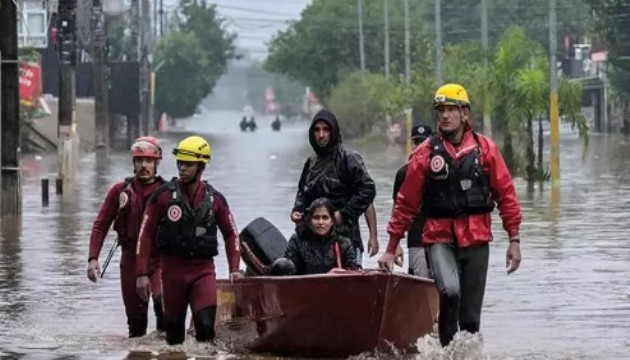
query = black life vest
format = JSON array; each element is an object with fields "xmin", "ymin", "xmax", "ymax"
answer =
[
  {"xmin": 154, "ymin": 179, "xmax": 218, "ymax": 258},
  {"xmin": 423, "ymin": 133, "xmax": 495, "ymax": 218}
]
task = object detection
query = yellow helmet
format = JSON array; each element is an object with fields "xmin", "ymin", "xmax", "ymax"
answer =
[
  {"xmin": 172, "ymin": 136, "xmax": 212, "ymax": 164},
  {"xmin": 433, "ymin": 83, "xmax": 471, "ymax": 108}
]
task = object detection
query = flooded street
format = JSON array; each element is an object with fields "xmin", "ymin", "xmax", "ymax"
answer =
[{"xmin": 1, "ymin": 111, "xmax": 629, "ymax": 359}]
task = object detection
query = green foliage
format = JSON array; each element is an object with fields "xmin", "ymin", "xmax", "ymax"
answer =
[
  {"xmin": 154, "ymin": 31, "xmax": 209, "ymax": 118},
  {"xmin": 559, "ymin": 78, "xmax": 589, "ymax": 147},
  {"xmin": 328, "ymin": 72, "xmax": 388, "ymax": 139},
  {"xmin": 265, "ymin": 0, "xmax": 432, "ymax": 99},
  {"xmin": 426, "ymin": 0, "xmax": 592, "ymax": 52},
  {"xmin": 403, "ymin": 26, "xmax": 591, "ymax": 184},
  {"xmin": 328, "ymin": 67, "xmax": 438, "ymax": 141},
  {"xmin": 18, "ymin": 47, "xmax": 41, "ymax": 62},
  {"xmin": 265, "ymin": 0, "xmax": 592, "ymax": 102},
  {"xmin": 155, "ymin": 0, "xmax": 237, "ymax": 118},
  {"xmin": 177, "ymin": 0, "xmax": 236, "ymax": 95}
]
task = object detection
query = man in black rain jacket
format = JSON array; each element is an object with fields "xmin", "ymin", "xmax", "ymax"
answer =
[{"xmin": 290, "ymin": 109, "xmax": 376, "ymax": 255}]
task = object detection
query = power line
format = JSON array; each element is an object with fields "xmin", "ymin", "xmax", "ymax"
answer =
[{"xmin": 215, "ymin": 4, "xmax": 297, "ymax": 17}]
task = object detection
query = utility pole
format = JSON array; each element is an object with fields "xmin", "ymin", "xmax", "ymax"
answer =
[
  {"xmin": 481, "ymin": 0, "xmax": 492, "ymax": 136},
  {"xmin": 404, "ymin": 0, "xmax": 411, "ymax": 84},
  {"xmin": 92, "ymin": 0, "xmax": 109, "ymax": 156},
  {"xmin": 0, "ymin": 0, "xmax": 21, "ymax": 216},
  {"xmin": 357, "ymin": 0, "xmax": 366, "ymax": 72},
  {"xmin": 481, "ymin": 0, "xmax": 488, "ymax": 57},
  {"xmin": 58, "ymin": 0, "xmax": 79, "ymax": 199},
  {"xmin": 549, "ymin": 0, "xmax": 560, "ymax": 190},
  {"xmin": 140, "ymin": 0, "xmax": 152, "ymax": 135},
  {"xmin": 153, "ymin": 0, "xmax": 158, "ymax": 39},
  {"xmin": 128, "ymin": 0, "xmax": 140, "ymax": 144},
  {"xmin": 435, "ymin": 0, "xmax": 443, "ymax": 85},
  {"xmin": 404, "ymin": 0, "xmax": 413, "ymax": 155},
  {"xmin": 383, "ymin": 0, "xmax": 390, "ymax": 79},
  {"xmin": 159, "ymin": 0, "xmax": 165, "ymax": 36}
]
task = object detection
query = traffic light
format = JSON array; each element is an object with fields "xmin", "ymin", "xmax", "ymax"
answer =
[{"xmin": 57, "ymin": 0, "xmax": 77, "ymax": 65}]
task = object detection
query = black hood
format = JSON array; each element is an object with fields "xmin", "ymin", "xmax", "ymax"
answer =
[{"xmin": 309, "ymin": 109, "xmax": 342, "ymax": 156}]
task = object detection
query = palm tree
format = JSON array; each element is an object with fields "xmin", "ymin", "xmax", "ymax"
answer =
[
  {"xmin": 516, "ymin": 55, "xmax": 548, "ymax": 191},
  {"xmin": 489, "ymin": 27, "xmax": 546, "ymax": 176},
  {"xmin": 490, "ymin": 27, "xmax": 589, "ymax": 190}
]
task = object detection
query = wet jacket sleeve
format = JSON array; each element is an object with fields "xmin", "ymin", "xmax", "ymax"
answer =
[
  {"xmin": 283, "ymin": 234, "xmax": 301, "ymax": 270},
  {"xmin": 88, "ymin": 183, "xmax": 122, "ymax": 261},
  {"xmin": 292, "ymin": 158, "xmax": 311, "ymax": 213},
  {"xmin": 485, "ymin": 138, "xmax": 522, "ymax": 240},
  {"xmin": 392, "ymin": 165, "xmax": 407, "ymax": 200},
  {"xmin": 214, "ymin": 192, "xmax": 241, "ymax": 273},
  {"xmin": 386, "ymin": 144, "xmax": 430, "ymax": 253},
  {"xmin": 341, "ymin": 240, "xmax": 361, "ymax": 270},
  {"xmin": 340, "ymin": 152, "xmax": 376, "ymax": 222},
  {"xmin": 136, "ymin": 192, "xmax": 164, "ymax": 276}
]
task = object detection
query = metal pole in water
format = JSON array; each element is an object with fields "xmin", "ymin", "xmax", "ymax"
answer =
[
  {"xmin": 41, "ymin": 178, "xmax": 49, "ymax": 207},
  {"xmin": 56, "ymin": 178, "xmax": 63, "ymax": 195}
]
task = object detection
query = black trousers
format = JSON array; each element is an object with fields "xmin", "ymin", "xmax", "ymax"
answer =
[{"xmin": 427, "ymin": 242, "xmax": 489, "ymax": 347}]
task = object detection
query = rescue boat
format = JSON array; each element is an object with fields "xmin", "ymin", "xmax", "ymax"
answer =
[{"xmin": 213, "ymin": 217, "xmax": 439, "ymax": 357}]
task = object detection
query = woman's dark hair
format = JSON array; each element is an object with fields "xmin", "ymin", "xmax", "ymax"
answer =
[
  {"xmin": 306, "ymin": 197, "xmax": 336, "ymax": 220},
  {"xmin": 295, "ymin": 198, "xmax": 336, "ymax": 238}
]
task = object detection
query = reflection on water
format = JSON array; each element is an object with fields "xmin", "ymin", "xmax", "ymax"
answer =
[{"xmin": 1, "ymin": 112, "xmax": 629, "ymax": 359}]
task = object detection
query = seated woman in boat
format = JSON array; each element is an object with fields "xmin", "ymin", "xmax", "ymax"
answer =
[{"xmin": 272, "ymin": 197, "xmax": 361, "ymax": 275}]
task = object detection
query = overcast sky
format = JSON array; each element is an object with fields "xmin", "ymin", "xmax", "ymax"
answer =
[{"xmin": 164, "ymin": 0, "xmax": 311, "ymax": 60}]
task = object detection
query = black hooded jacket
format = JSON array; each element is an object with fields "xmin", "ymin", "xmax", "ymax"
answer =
[
  {"xmin": 284, "ymin": 226, "xmax": 360, "ymax": 275},
  {"xmin": 292, "ymin": 110, "xmax": 376, "ymax": 233}
]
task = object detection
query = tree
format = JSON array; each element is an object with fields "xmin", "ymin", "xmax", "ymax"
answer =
[
  {"xmin": 154, "ymin": 31, "xmax": 209, "ymax": 118},
  {"xmin": 486, "ymin": 27, "xmax": 546, "ymax": 174},
  {"xmin": 486, "ymin": 28, "xmax": 589, "ymax": 189},
  {"xmin": 176, "ymin": 0, "xmax": 237, "ymax": 96},
  {"xmin": 328, "ymin": 72, "xmax": 389, "ymax": 139},
  {"xmin": 265, "ymin": 0, "xmax": 432, "ymax": 99},
  {"xmin": 516, "ymin": 55, "xmax": 549, "ymax": 190}
]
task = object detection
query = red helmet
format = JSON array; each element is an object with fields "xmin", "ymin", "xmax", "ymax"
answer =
[{"xmin": 130, "ymin": 136, "xmax": 162, "ymax": 158}]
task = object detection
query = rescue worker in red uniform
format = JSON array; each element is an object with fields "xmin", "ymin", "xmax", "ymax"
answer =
[
  {"xmin": 135, "ymin": 135, "xmax": 243, "ymax": 345},
  {"xmin": 87, "ymin": 136, "xmax": 165, "ymax": 338},
  {"xmin": 378, "ymin": 84, "xmax": 522, "ymax": 347}
]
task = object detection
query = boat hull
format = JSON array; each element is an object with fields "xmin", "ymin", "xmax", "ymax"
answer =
[{"xmin": 216, "ymin": 271, "xmax": 439, "ymax": 357}]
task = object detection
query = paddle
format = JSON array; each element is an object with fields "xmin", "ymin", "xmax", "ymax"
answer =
[{"xmin": 334, "ymin": 242, "xmax": 342, "ymax": 269}]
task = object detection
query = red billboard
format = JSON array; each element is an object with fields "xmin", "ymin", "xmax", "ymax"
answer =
[{"xmin": 19, "ymin": 60, "xmax": 42, "ymax": 107}]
